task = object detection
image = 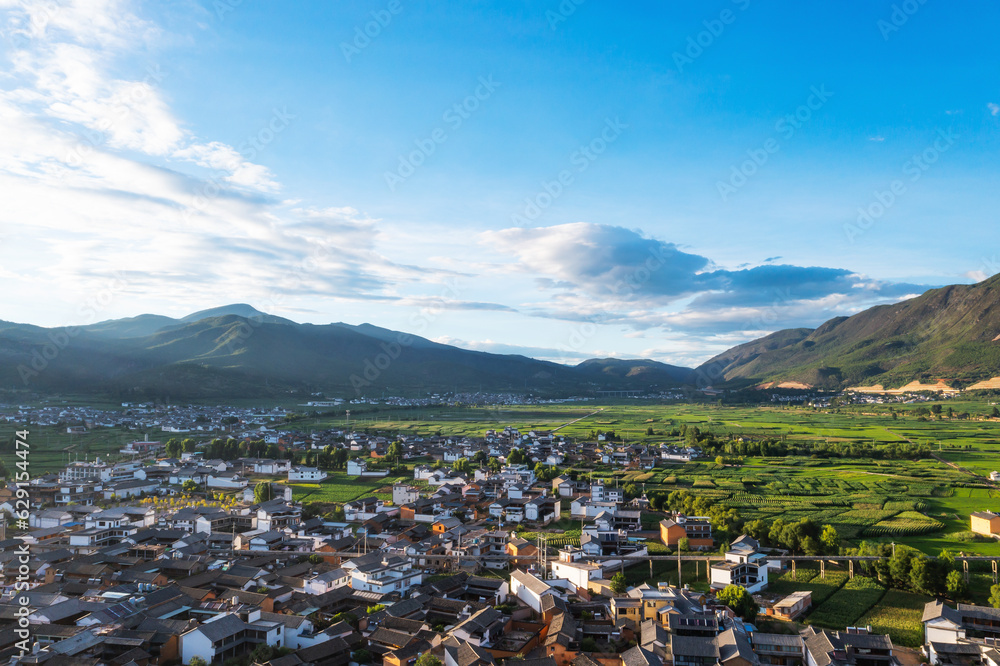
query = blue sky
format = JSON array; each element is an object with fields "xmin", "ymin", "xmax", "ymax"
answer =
[{"xmin": 1, "ymin": 0, "xmax": 998, "ymax": 367}]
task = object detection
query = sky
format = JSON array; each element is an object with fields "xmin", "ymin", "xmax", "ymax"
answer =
[{"xmin": 1, "ymin": 0, "xmax": 998, "ymax": 368}]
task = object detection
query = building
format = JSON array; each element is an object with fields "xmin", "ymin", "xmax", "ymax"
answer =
[
  {"xmin": 710, "ymin": 536, "xmax": 769, "ymax": 594},
  {"xmin": 660, "ymin": 514, "xmax": 714, "ymax": 550},
  {"xmin": 510, "ymin": 569, "xmax": 558, "ymax": 613},
  {"xmin": 801, "ymin": 627, "xmax": 897, "ymax": 666},
  {"xmin": 179, "ymin": 612, "xmax": 284, "ymax": 665},
  {"xmin": 768, "ymin": 590, "xmax": 811, "ymax": 621},
  {"xmin": 343, "ymin": 551, "xmax": 423, "ymax": 595},
  {"xmin": 971, "ymin": 511, "xmax": 1000, "ymax": 537},
  {"xmin": 289, "ymin": 466, "xmax": 328, "ymax": 482},
  {"xmin": 923, "ymin": 599, "xmax": 1000, "ymax": 664},
  {"xmin": 751, "ymin": 633, "xmax": 804, "ymax": 666}
]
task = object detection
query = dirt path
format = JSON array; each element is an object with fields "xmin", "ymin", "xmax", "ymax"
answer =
[
  {"xmin": 887, "ymin": 428, "xmax": 997, "ymax": 488},
  {"xmin": 552, "ymin": 408, "xmax": 604, "ymax": 432}
]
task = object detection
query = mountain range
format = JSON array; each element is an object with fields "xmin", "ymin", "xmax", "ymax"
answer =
[
  {"xmin": 4, "ymin": 273, "xmax": 1000, "ymax": 399},
  {"xmin": 0, "ymin": 305, "xmax": 690, "ymax": 399}
]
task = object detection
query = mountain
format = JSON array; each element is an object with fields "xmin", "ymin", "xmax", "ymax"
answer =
[
  {"xmin": 574, "ymin": 358, "xmax": 693, "ymax": 387},
  {"xmin": 0, "ymin": 305, "xmax": 694, "ymax": 399},
  {"xmin": 694, "ymin": 274, "xmax": 1000, "ymax": 389}
]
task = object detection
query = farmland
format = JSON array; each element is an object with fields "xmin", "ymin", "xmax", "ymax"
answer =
[{"xmin": 7, "ymin": 397, "xmax": 1000, "ymax": 558}]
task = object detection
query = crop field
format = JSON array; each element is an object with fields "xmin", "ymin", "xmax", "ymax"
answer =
[
  {"xmin": 806, "ymin": 576, "xmax": 887, "ymax": 630},
  {"xmin": 855, "ymin": 589, "xmax": 932, "ymax": 647},
  {"xmin": 286, "ymin": 472, "xmax": 410, "ymax": 503},
  {"xmin": 8, "ymin": 397, "xmax": 1000, "ymax": 556}
]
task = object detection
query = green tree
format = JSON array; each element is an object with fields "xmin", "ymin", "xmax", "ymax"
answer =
[
  {"xmin": 715, "ymin": 455, "xmax": 725, "ymax": 466},
  {"xmin": 253, "ymin": 481, "xmax": 274, "ymax": 504},
  {"xmin": 717, "ymin": 584, "xmax": 759, "ymax": 623},
  {"xmin": 386, "ymin": 441, "xmax": 404, "ymax": 462},
  {"xmin": 989, "ymin": 584, "xmax": 1000, "ymax": 609},
  {"xmin": 189, "ymin": 658, "xmax": 208, "ymax": 666},
  {"xmin": 820, "ymin": 525, "xmax": 839, "ymax": 553},
  {"xmin": 488, "ymin": 456, "xmax": 503, "ymax": 473},
  {"xmin": 991, "ymin": 407, "xmax": 999, "ymax": 418},
  {"xmin": 308, "ymin": 554, "xmax": 323, "ymax": 565},
  {"xmin": 452, "ymin": 457, "xmax": 471, "ymax": 474},
  {"xmin": 581, "ymin": 637, "xmax": 598, "ymax": 652},
  {"xmin": 181, "ymin": 479, "xmax": 198, "ymax": 494},
  {"xmin": 910, "ymin": 557, "xmax": 942, "ymax": 595},
  {"xmin": 165, "ymin": 438, "xmax": 182, "ymax": 458},
  {"xmin": 353, "ymin": 649, "xmax": 373, "ymax": 665},
  {"xmin": 678, "ymin": 537, "xmax": 690, "ymax": 552},
  {"xmin": 946, "ymin": 570, "xmax": 968, "ymax": 600},
  {"xmin": 416, "ymin": 655, "xmax": 443, "ymax": 666},
  {"xmin": 507, "ymin": 448, "xmax": 526, "ymax": 465},
  {"xmin": 745, "ymin": 519, "xmax": 769, "ymax": 543},
  {"xmin": 611, "ymin": 571, "xmax": 628, "ymax": 595},
  {"xmin": 182, "ymin": 438, "xmax": 196, "ymax": 453}
]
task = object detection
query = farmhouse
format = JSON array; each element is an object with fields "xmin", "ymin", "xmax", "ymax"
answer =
[{"xmin": 970, "ymin": 511, "xmax": 1000, "ymax": 537}]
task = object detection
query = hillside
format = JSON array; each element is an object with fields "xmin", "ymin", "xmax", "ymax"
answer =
[
  {"xmin": 0, "ymin": 305, "xmax": 693, "ymax": 399},
  {"xmin": 694, "ymin": 274, "xmax": 1000, "ymax": 389}
]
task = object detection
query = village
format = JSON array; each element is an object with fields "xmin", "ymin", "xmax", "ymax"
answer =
[{"xmin": 2, "ymin": 417, "xmax": 1000, "ymax": 666}]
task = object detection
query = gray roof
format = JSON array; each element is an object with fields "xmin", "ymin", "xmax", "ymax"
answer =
[{"xmin": 195, "ymin": 613, "xmax": 246, "ymax": 642}]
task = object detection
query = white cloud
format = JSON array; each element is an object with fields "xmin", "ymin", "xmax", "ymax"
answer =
[
  {"xmin": 0, "ymin": 0, "xmax": 449, "ymax": 325},
  {"xmin": 989, "ymin": 103, "xmax": 1000, "ymax": 117}
]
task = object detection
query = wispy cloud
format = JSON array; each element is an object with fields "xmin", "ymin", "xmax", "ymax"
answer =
[{"xmin": 0, "ymin": 0, "xmax": 449, "ymax": 320}]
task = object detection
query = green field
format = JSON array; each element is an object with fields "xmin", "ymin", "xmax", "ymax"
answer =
[{"xmin": 7, "ymin": 398, "xmax": 1000, "ymax": 557}]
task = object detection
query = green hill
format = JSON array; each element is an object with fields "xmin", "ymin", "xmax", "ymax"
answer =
[{"xmin": 694, "ymin": 274, "xmax": 1000, "ymax": 389}]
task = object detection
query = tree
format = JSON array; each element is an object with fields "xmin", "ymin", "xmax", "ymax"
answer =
[
  {"xmin": 253, "ymin": 481, "xmax": 274, "ymax": 504},
  {"xmin": 165, "ymin": 438, "xmax": 182, "ymax": 458},
  {"xmin": 820, "ymin": 525, "xmax": 839, "ymax": 553},
  {"xmin": 353, "ymin": 649, "xmax": 373, "ymax": 665},
  {"xmin": 416, "ymin": 655, "xmax": 443, "ymax": 666},
  {"xmin": 715, "ymin": 455, "xmax": 725, "ymax": 466},
  {"xmin": 189, "ymin": 658, "xmax": 208, "ymax": 666},
  {"xmin": 910, "ymin": 557, "xmax": 943, "ymax": 596},
  {"xmin": 452, "ymin": 457, "xmax": 471, "ymax": 474},
  {"xmin": 611, "ymin": 571, "xmax": 628, "ymax": 595},
  {"xmin": 507, "ymin": 448, "xmax": 526, "ymax": 465},
  {"xmin": 946, "ymin": 570, "xmax": 968, "ymax": 600},
  {"xmin": 308, "ymin": 554, "xmax": 323, "ymax": 565},
  {"xmin": 488, "ymin": 456, "xmax": 503, "ymax": 473},
  {"xmin": 717, "ymin": 584, "xmax": 759, "ymax": 623},
  {"xmin": 990, "ymin": 584, "xmax": 1000, "ymax": 609},
  {"xmin": 992, "ymin": 406, "xmax": 999, "ymax": 418},
  {"xmin": 678, "ymin": 537, "xmax": 690, "ymax": 553},
  {"xmin": 183, "ymin": 438, "xmax": 196, "ymax": 453},
  {"xmin": 581, "ymin": 637, "xmax": 598, "ymax": 652},
  {"xmin": 181, "ymin": 479, "xmax": 198, "ymax": 494},
  {"xmin": 386, "ymin": 441, "xmax": 403, "ymax": 462}
]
